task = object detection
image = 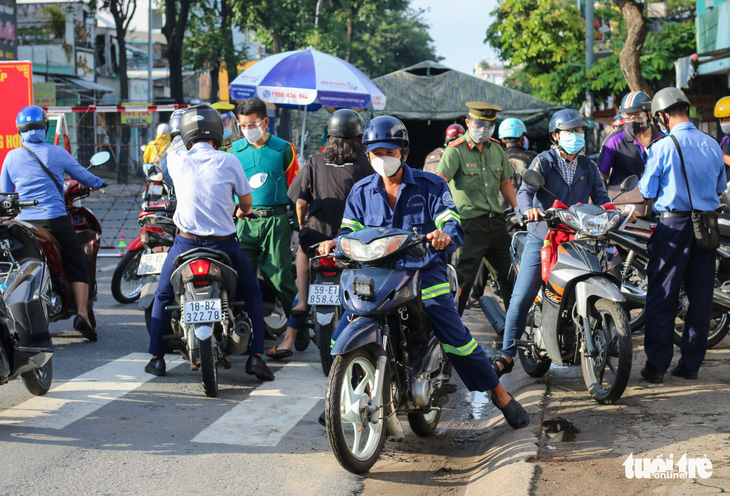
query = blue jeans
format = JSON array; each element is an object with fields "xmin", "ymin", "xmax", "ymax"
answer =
[
  {"xmin": 148, "ymin": 235, "xmax": 265, "ymax": 357},
  {"xmin": 500, "ymin": 234, "xmax": 543, "ymax": 358}
]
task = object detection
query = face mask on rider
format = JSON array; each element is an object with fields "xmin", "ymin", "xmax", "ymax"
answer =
[
  {"xmin": 223, "ymin": 126, "xmax": 232, "ymax": 140},
  {"xmin": 469, "ymin": 123, "xmax": 494, "ymax": 143},
  {"xmin": 370, "ymin": 156, "xmax": 402, "ymax": 178},
  {"xmin": 242, "ymin": 123, "xmax": 264, "ymax": 144},
  {"xmin": 627, "ymin": 119, "xmax": 649, "ymax": 136},
  {"xmin": 558, "ymin": 131, "xmax": 585, "ymax": 155},
  {"xmin": 721, "ymin": 122, "xmax": 730, "ymax": 135}
]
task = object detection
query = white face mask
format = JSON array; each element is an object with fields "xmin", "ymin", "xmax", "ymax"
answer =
[
  {"xmin": 242, "ymin": 124, "xmax": 264, "ymax": 144},
  {"xmin": 721, "ymin": 122, "xmax": 730, "ymax": 135},
  {"xmin": 370, "ymin": 156, "xmax": 402, "ymax": 178}
]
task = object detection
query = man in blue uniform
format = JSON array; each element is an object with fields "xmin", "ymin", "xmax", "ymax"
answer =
[
  {"xmin": 639, "ymin": 88, "xmax": 726, "ymax": 383},
  {"xmin": 319, "ymin": 116, "xmax": 529, "ymax": 429},
  {"xmin": 1, "ymin": 105, "xmax": 105, "ymax": 341}
]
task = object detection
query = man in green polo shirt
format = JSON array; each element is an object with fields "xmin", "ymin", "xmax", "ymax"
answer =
[
  {"xmin": 436, "ymin": 102, "xmax": 516, "ymax": 315},
  {"xmin": 231, "ymin": 97, "xmax": 299, "ymax": 325}
]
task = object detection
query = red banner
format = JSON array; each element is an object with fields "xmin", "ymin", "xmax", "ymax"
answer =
[{"xmin": 0, "ymin": 61, "xmax": 33, "ymax": 169}]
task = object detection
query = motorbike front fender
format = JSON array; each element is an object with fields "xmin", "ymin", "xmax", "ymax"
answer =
[
  {"xmin": 330, "ymin": 317, "xmax": 383, "ymax": 356},
  {"xmin": 575, "ymin": 276, "xmax": 626, "ymax": 318}
]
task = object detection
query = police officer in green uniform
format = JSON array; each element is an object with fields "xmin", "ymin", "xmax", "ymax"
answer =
[
  {"xmin": 436, "ymin": 102, "xmax": 516, "ymax": 315},
  {"xmin": 231, "ymin": 97, "xmax": 300, "ymax": 320}
]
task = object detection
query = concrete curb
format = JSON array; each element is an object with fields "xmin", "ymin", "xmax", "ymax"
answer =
[{"xmin": 463, "ymin": 366, "xmax": 547, "ymax": 496}]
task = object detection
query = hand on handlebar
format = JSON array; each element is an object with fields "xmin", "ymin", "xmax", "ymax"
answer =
[
  {"xmin": 426, "ymin": 229, "xmax": 452, "ymax": 251},
  {"xmin": 318, "ymin": 240, "xmax": 337, "ymax": 256},
  {"xmin": 524, "ymin": 208, "xmax": 545, "ymax": 222}
]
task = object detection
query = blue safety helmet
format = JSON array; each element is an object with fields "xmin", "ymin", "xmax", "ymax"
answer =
[
  {"xmin": 619, "ymin": 91, "xmax": 652, "ymax": 114},
  {"xmin": 168, "ymin": 108, "xmax": 186, "ymax": 139},
  {"xmin": 548, "ymin": 109, "xmax": 588, "ymax": 134},
  {"xmin": 498, "ymin": 118, "xmax": 527, "ymax": 140},
  {"xmin": 362, "ymin": 115, "xmax": 409, "ymax": 154},
  {"xmin": 16, "ymin": 105, "xmax": 49, "ymax": 133}
]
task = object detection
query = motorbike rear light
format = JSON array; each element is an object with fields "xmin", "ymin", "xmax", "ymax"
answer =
[
  {"xmin": 319, "ymin": 256, "xmax": 336, "ymax": 267},
  {"xmin": 190, "ymin": 259, "xmax": 210, "ymax": 276},
  {"xmin": 142, "ymin": 225, "xmax": 165, "ymax": 235},
  {"xmin": 193, "ymin": 279, "xmax": 211, "ymax": 287}
]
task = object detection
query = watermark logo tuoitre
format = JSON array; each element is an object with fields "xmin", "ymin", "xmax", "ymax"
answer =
[{"xmin": 623, "ymin": 453, "xmax": 713, "ymax": 479}]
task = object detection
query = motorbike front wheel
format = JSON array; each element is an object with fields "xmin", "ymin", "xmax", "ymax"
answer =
[
  {"xmin": 326, "ymin": 348, "xmax": 387, "ymax": 474},
  {"xmin": 20, "ymin": 358, "xmax": 53, "ymax": 396},
  {"xmin": 517, "ymin": 304, "xmax": 552, "ymax": 378},
  {"xmin": 111, "ymin": 250, "xmax": 144, "ymax": 304},
  {"xmin": 581, "ymin": 298, "xmax": 632, "ymax": 405},
  {"xmin": 199, "ymin": 337, "xmax": 218, "ymax": 398},
  {"xmin": 620, "ymin": 255, "xmax": 648, "ymax": 332}
]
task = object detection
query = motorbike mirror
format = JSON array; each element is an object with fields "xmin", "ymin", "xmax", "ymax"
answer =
[
  {"xmin": 522, "ymin": 169, "xmax": 545, "ymax": 189},
  {"xmin": 620, "ymin": 175, "xmax": 638, "ymax": 193},
  {"xmin": 89, "ymin": 151, "xmax": 111, "ymax": 167},
  {"xmin": 142, "ymin": 163, "xmax": 160, "ymax": 177}
]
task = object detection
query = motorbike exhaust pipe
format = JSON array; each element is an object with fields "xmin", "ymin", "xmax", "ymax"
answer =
[
  {"xmin": 478, "ymin": 296, "xmax": 506, "ymax": 335},
  {"xmin": 228, "ymin": 319, "xmax": 251, "ymax": 355},
  {"xmin": 713, "ymin": 287, "xmax": 730, "ymax": 309}
]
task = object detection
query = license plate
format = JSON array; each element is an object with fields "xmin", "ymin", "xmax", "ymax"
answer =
[
  {"xmin": 149, "ymin": 184, "xmax": 163, "ymax": 196},
  {"xmin": 308, "ymin": 284, "xmax": 340, "ymax": 305},
  {"xmin": 137, "ymin": 252, "xmax": 168, "ymax": 275},
  {"xmin": 183, "ymin": 299, "xmax": 222, "ymax": 324}
]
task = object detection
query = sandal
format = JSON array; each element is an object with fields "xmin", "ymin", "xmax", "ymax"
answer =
[
  {"xmin": 494, "ymin": 393, "xmax": 530, "ymax": 429},
  {"xmin": 465, "ymin": 297, "xmax": 480, "ymax": 309},
  {"xmin": 265, "ymin": 346, "xmax": 293, "ymax": 360},
  {"xmin": 491, "ymin": 356, "xmax": 514, "ymax": 378}
]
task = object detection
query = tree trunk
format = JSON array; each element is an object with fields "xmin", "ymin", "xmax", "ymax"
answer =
[
  {"xmin": 221, "ymin": 0, "xmax": 237, "ymax": 81},
  {"xmin": 269, "ymin": 28, "xmax": 281, "ymax": 54},
  {"xmin": 163, "ymin": 0, "xmax": 193, "ymax": 104},
  {"xmin": 210, "ymin": 67, "xmax": 219, "ymax": 103},
  {"xmin": 346, "ymin": 6, "xmax": 356, "ymax": 62},
  {"xmin": 613, "ymin": 0, "xmax": 652, "ymax": 95}
]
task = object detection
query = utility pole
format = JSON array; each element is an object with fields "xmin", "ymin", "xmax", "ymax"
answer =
[
  {"xmin": 585, "ymin": 0, "xmax": 594, "ymax": 72},
  {"xmin": 148, "ymin": 0, "xmax": 153, "ymax": 107}
]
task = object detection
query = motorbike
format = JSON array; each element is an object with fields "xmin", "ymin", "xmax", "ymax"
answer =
[
  {"xmin": 11, "ymin": 152, "xmax": 109, "ymax": 331},
  {"xmin": 306, "ymin": 252, "xmax": 346, "ymax": 376},
  {"xmin": 609, "ymin": 213, "xmax": 730, "ymax": 348},
  {"xmin": 112, "ymin": 165, "xmax": 175, "ymax": 305},
  {"xmin": 325, "ymin": 227, "xmax": 458, "ymax": 474},
  {"xmin": 0, "ymin": 193, "xmax": 54, "ymax": 395},
  {"xmin": 480, "ymin": 170, "xmax": 634, "ymax": 405},
  {"xmin": 162, "ymin": 245, "xmax": 255, "ymax": 397}
]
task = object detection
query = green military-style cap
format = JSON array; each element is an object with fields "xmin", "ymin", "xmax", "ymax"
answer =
[
  {"xmin": 211, "ymin": 101, "xmax": 236, "ymax": 113},
  {"xmin": 465, "ymin": 101, "xmax": 502, "ymax": 121}
]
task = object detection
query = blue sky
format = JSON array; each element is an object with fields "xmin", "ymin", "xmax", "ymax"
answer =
[{"xmin": 411, "ymin": 0, "xmax": 500, "ymax": 75}]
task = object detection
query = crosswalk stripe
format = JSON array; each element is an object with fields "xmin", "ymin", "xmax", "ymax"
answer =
[
  {"xmin": 192, "ymin": 361, "xmax": 326, "ymax": 447},
  {"xmin": 0, "ymin": 353, "xmax": 183, "ymax": 429}
]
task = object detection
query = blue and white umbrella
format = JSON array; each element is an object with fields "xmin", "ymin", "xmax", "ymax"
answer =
[{"xmin": 229, "ymin": 47, "xmax": 387, "ymax": 111}]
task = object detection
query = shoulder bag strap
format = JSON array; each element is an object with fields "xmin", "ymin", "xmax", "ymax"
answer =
[
  {"xmin": 22, "ymin": 145, "xmax": 64, "ymax": 196},
  {"xmin": 669, "ymin": 135, "xmax": 694, "ymax": 212}
]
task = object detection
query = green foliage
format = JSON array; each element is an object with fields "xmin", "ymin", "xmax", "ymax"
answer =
[
  {"xmin": 232, "ymin": 0, "xmax": 440, "ymax": 78},
  {"xmin": 39, "ymin": 5, "xmax": 67, "ymax": 40},
  {"xmin": 487, "ymin": 0, "xmax": 696, "ymax": 106},
  {"xmin": 183, "ymin": 0, "xmax": 243, "ymax": 76}
]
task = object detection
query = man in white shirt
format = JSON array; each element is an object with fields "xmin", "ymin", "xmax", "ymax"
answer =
[{"xmin": 145, "ymin": 105, "xmax": 274, "ymax": 381}]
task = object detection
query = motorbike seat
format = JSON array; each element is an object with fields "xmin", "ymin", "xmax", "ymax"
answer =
[
  {"xmin": 4, "ymin": 220, "xmax": 62, "ymax": 252},
  {"xmin": 173, "ymin": 247, "xmax": 232, "ymax": 268}
]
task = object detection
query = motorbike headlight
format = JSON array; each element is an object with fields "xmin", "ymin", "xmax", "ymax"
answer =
[
  {"xmin": 558, "ymin": 210, "xmax": 582, "ymax": 231},
  {"xmin": 339, "ymin": 234, "xmax": 409, "ymax": 262},
  {"xmin": 570, "ymin": 210, "xmax": 620, "ymax": 236}
]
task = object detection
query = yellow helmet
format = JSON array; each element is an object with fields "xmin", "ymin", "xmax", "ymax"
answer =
[{"xmin": 714, "ymin": 96, "xmax": 730, "ymax": 119}]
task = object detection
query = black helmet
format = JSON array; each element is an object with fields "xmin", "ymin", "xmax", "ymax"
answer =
[
  {"xmin": 619, "ymin": 91, "xmax": 652, "ymax": 114},
  {"xmin": 651, "ymin": 87, "xmax": 690, "ymax": 118},
  {"xmin": 180, "ymin": 104, "xmax": 224, "ymax": 148},
  {"xmin": 328, "ymin": 109, "xmax": 363, "ymax": 138},
  {"xmin": 169, "ymin": 108, "xmax": 186, "ymax": 139},
  {"xmin": 549, "ymin": 109, "xmax": 588, "ymax": 134},
  {"xmin": 16, "ymin": 105, "xmax": 48, "ymax": 133},
  {"xmin": 362, "ymin": 115, "xmax": 409, "ymax": 153}
]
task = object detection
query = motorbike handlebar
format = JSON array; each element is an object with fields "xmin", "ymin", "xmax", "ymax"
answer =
[
  {"xmin": 146, "ymin": 206, "xmax": 168, "ymax": 213},
  {"xmin": 19, "ymin": 200, "xmax": 39, "ymax": 207}
]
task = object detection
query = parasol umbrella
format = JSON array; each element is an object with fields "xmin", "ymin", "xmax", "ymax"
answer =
[{"xmin": 229, "ymin": 47, "xmax": 386, "ymax": 154}]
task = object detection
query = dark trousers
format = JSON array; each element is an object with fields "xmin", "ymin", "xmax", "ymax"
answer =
[
  {"xmin": 644, "ymin": 217, "xmax": 716, "ymax": 374},
  {"xmin": 456, "ymin": 215, "xmax": 513, "ymax": 315},
  {"xmin": 331, "ymin": 294, "xmax": 500, "ymax": 392},
  {"xmin": 149, "ymin": 235, "xmax": 265, "ymax": 357}
]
